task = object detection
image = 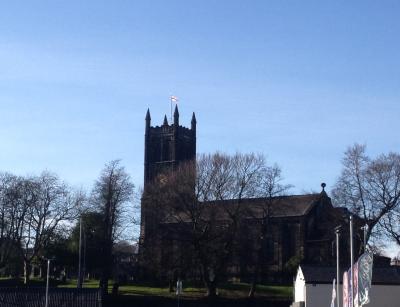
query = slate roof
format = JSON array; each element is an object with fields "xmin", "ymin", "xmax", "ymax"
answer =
[
  {"xmin": 300, "ymin": 265, "xmax": 400, "ymax": 285},
  {"xmin": 163, "ymin": 193, "xmax": 321, "ymax": 223},
  {"xmin": 239, "ymin": 194, "xmax": 319, "ymax": 218}
]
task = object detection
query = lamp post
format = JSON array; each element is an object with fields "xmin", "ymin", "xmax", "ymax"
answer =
[
  {"xmin": 78, "ymin": 215, "xmax": 83, "ymax": 288},
  {"xmin": 176, "ymin": 279, "xmax": 182, "ymax": 307},
  {"xmin": 362, "ymin": 224, "xmax": 368, "ymax": 252},
  {"xmin": 45, "ymin": 258, "xmax": 54, "ymax": 307}
]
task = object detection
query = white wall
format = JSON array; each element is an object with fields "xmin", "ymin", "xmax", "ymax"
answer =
[
  {"xmin": 305, "ymin": 284, "xmax": 333, "ymax": 307},
  {"xmin": 294, "ymin": 268, "xmax": 305, "ymax": 302},
  {"xmin": 304, "ymin": 284, "xmax": 400, "ymax": 307},
  {"xmin": 368, "ymin": 285, "xmax": 400, "ymax": 307}
]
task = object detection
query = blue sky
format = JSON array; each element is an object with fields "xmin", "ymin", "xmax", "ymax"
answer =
[{"xmin": 0, "ymin": 1, "xmax": 399, "ymax": 199}]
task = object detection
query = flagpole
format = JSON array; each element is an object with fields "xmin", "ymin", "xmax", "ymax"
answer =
[
  {"xmin": 170, "ymin": 96, "xmax": 173, "ymax": 123},
  {"xmin": 336, "ymin": 226, "xmax": 341, "ymax": 307},
  {"xmin": 350, "ymin": 215, "xmax": 354, "ymax": 307}
]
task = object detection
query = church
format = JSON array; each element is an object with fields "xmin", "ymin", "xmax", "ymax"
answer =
[{"xmin": 139, "ymin": 106, "xmax": 361, "ymax": 284}]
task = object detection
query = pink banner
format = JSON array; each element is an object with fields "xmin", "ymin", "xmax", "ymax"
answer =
[
  {"xmin": 343, "ymin": 271, "xmax": 349, "ymax": 307},
  {"xmin": 353, "ymin": 261, "xmax": 359, "ymax": 307}
]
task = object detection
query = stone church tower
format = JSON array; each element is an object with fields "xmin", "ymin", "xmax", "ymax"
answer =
[
  {"xmin": 139, "ymin": 106, "xmax": 196, "ymax": 270},
  {"xmin": 144, "ymin": 105, "xmax": 196, "ymax": 185}
]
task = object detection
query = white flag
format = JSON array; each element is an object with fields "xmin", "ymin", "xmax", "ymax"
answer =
[
  {"xmin": 358, "ymin": 252, "xmax": 373, "ymax": 306},
  {"xmin": 170, "ymin": 95, "xmax": 179, "ymax": 102},
  {"xmin": 331, "ymin": 278, "xmax": 337, "ymax": 307}
]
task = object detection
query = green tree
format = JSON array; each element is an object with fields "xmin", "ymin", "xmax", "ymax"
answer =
[
  {"xmin": 69, "ymin": 212, "xmax": 105, "ymax": 280},
  {"xmin": 19, "ymin": 172, "xmax": 84, "ymax": 284},
  {"xmin": 0, "ymin": 171, "xmax": 84, "ymax": 284},
  {"xmin": 91, "ymin": 160, "xmax": 134, "ymax": 296}
]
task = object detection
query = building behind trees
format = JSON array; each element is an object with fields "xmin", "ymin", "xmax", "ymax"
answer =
[{"xmin": 138, "ymin": 107, "xmax": 362, "ymax": 290}]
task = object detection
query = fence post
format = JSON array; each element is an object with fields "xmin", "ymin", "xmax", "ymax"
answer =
[{"xmin": 97, "ymin": 289, "xmax": 103, "ymax": 307}]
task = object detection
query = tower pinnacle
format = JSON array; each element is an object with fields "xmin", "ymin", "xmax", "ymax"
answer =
[
  {"xmin": 191, "ymin": 112, "xmax": 197, "ymax": 131},
  {"xmin": 145, "ymin": 108, "xmax": 151, "ymax": 130},
  {"xmin": 174, "ymin": 105, "xmax": 179, "ymax": 126}
]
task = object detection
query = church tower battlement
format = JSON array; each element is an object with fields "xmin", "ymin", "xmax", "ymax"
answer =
[{"xmin": 144, "ymin": 106, "xmax": 196, "ymax": 185}]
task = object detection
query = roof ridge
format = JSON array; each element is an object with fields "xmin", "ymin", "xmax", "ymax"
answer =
[{"xmin": 210, "ymin": 193, "xmax": 320, "ymax": 203}]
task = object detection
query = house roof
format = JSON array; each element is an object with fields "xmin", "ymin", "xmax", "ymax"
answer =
[{"xmin": 300, "ymin": 265, "xmax": 400, "ymax": 285}]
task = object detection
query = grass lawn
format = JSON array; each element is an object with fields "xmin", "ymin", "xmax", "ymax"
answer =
[
  {"xmin": 59, "ymin": 279, "xmax": 292, "ymax": 299},
  {"xmin": 1, "ymin": 277, "xmax": 292, "ymax": 299}
]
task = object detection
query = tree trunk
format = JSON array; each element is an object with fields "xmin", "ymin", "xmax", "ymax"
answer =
[
  {"xmin": 205, "ymin": 279, "xmax": 217, "ymax": 298},
  {"xmin": 112, "ymin": 264, "xmax": 120, "ymax": 296},
  {"xmin": 100, "ymin": 249, "xmax": 111, "ymax": 296},
  {"xmin": 248, "ymin": 254, "xmax": 262, "ymax": 297},
  {"xmin": 112, "ymin": 282, "xmax": 119, "ymax": 296},
  {"xmin": 248, "ymin": 236, "xmax": 263, "ymax": 297},
  {"xmin": 248, "ymin": 279, "xmax": 256, "ymax": 297},
  {"xmin": 24, "ymin": 260, "xmax": 31, "ymax": 285},
  {"xmin": 201, "ymin": 266, "xmax": 217, "ymax": 298},
  {"xmin": 99, "ymin": 237, "xmax": 112, "ymax": 296},
  {"xmin": 99, "ymin": 277, "xmax": 109, "ymax": 296}
]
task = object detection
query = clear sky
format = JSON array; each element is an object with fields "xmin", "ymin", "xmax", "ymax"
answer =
[{"xmin": 0, "ymin": 1, "xmax": 399, "ymax": 198}]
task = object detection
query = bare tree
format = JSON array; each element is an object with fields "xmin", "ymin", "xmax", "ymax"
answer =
[
  {"xmin": 381, "ymin": 203, "xmax": 400, "ymax": 248},
  {"xmin": 0, "ymin": 173, "xmax": 28, "ymax": 274},
  {"xmin": 332, "ymin": 144, "xmax": 400, "ymax": 250},
  {"xmin": 143, "ymin": 152, "xmax": 288, "ymax": 297},
  {"xmin": 91, "ymin": 160, "xmax": 134, "ymax": 296},
  {"xmin": 0, "ymin": 171, "xmax": 84, "ymax": 282},
  {"xmin": 19, "ymin": 172, "xmax": 84, "ymax": 284},
  {"xmin": 248, "ymin": 164, "xmax": 292, "ymax": 297}
]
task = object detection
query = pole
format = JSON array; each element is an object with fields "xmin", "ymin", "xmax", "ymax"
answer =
[
  {"xmin": 83, "ymin": 230, "xmax": 86, "ymax": 283},
  {"xmin": 176, "ymin": 279, "xmax": 182, "ymax": 307},
  {"xmin": 170, "ymin": 96, "xmax": 173, "ymax": 123},
  {"xmin": 363, "ymin": 224, "xmax": 368, "ymax": 252},
  {"xmin": 350, "ymin": 215, "xmax": 354, "ymax": 307},
  {"xmin": 78, "ymin": 216, "xmax": 82, "ymax": 288},
  {"xmin": 336, "ymin": 227, "xmax": 341, "ymax": 307},
  {"xmin": 45, "ymin": 259, "xmax": 50, "ymax": 307}
]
